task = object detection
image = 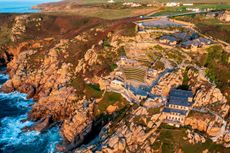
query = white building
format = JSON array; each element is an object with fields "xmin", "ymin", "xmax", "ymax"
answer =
[
  {"xmin": 183, "ymin": 3, "xmax": 193, "ymax": 6},
  {"xmin": 186, "ymin": 8, "xmax": 200, "ymax": 12},
  {"xmin": 162, "ymin": 89, "xmax": 193, "ymax": 127},
  {"xmin": 108, "ymin": 0, "xmax": 115, "ymax": 3},
  {"xmin": 110, "ymin": 79, "xmax": 124, "ymax": 89},
  {"xmin": 123, "ymin": 2, "xmax": 141, "ymax": 7},
  {"xmin": 165, "ymin": 2, "xmax": 181, "ymax": 7}
]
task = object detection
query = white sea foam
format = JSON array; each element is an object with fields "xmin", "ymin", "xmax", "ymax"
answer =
[
  {"xmin": 0, "ymin": 112, "xmax": 61, "ymax": 152},
  {"xmin": 0, "ymin": 74, "xmax": 9, "ymax": 80},
  {"xmin": 0, "ymin": 73, "xmax": 62, "ymax": 153},
  {"xmin": 0, "ymin": 91, "xmax": 34, "ymax": 109}
]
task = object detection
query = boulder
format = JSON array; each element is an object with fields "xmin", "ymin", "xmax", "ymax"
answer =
[
  {"xmin": 18, "ymin": 83, "xmax": 36, "ymax": 99},
  {"xmin": 106, "ymin": 105, "xmax": 118, "ymax": 114},
  {"xmin": 32, "ymin": 116, "xmax": 52, "ymax": 132},
  {"xmin": 224, "ymin": 132, "xmax": 230, "ymax": 143},
  {"xmin": 0, "ymin": 80, "xmax": 14, "ymax": 93},
  {"xmin": 218, "ymin": 11, "xmax": 230, "ymax": 22}
]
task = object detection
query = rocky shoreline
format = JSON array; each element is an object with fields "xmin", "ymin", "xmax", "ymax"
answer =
[{"xmin": 0, "ymin": 13, "xmax": 138, "ymax": 152}]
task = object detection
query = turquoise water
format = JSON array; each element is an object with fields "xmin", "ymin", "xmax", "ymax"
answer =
[{"xmin": 0, "ymin": 0, "xmax": 59, "ymax": 13}]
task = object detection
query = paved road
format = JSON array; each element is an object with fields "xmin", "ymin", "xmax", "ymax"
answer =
[{"xmin": 144, "ymin": 10, "xmax": 222, "ymax": 19}]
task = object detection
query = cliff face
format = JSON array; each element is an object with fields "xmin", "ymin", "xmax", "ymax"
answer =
[{"xmin": 0, "ymin": 14, "xmax": 137, "ymax": 144}]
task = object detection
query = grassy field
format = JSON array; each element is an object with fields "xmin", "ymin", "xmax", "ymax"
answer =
[
  {"xmin": 68, "ymin": 0, "xmax": 230, "ymax": 4},
  {"xmin": 190, "ymin": 45, "xmax": 230, "ymax": 102},
  {"xmin": 40, "ymin": 0, "xmax": 161, "ymax": 19},
  {"xmin": 84, "ymin": 84, "xmax": 103, "ymax": 99},
  {"xmin": 155, "ymin": 0, "xmax": 230, "ymax": 3},
  {"xmin": 175, "ymin": 15, "xmax": 230, "ymax": 43},
  {"xmin": 94, "ymin": 92, "xmax": 129, "ymax": 116},
  {"xmin": 153, "ymin": 125, "xmax": 230, "ymax": 153},
  {"xmin": 41, "ymin": 0, "xmax": 230, "ymax": 19},
  {"xmin": 151, "ymin": 3, "xmax": 230, "ymax": 17},
  {"xmin": 203, "ymin": 45, "xmax": 230, "ymax": 101}
]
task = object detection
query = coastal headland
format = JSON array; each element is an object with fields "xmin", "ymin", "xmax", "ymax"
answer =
[{"xmin": 0, "ymin": 0, "xmax": 230, "ymax": 152}]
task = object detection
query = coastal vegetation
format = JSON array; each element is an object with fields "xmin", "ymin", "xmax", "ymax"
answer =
[
  {"xmin": 175, "ymin": 15, "xmax": 230, "ymax": 43},
  {"xmin": 94, "ymin": 92, "xmax": 129, "ymax": 116},
  {"xmin": 153, "ymin": 126, "xmax": 230, "ymax": 153},
  {"xmin": 203, "ymin": 45, "xmax": 230, "ymax": 100}
]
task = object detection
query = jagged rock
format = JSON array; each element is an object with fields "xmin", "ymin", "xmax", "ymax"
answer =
[
  {"xmin": 106, "ymin": 105, "xmax": 118, "ymax": 114},
  {"xmin": 151, "ymin": 70, "xmax": 183, "ymax": 96},
  {"xmin": 224, "ymin": 132, "xmax": 230, "ymax": 143},
  {"xmin": 194, "ymin": 86, "xmax": 227, "ymax": 106},
  {"xmin": 0, "ymin": 80, "xmax": 14, "ymax": 93},
  {"xmin": 218, "ymin": 11, "xmax": 230, "ymax": 22},
  {"xmin": 202, "ymin": 149, "xmax": 209, "ymax": 153},
  {"xmin": 186, "ymin": 129, "xmax": 206, "ymax": 144},
  {"xmin": 185, "ymin": 117, "xmax": 211, "ymax": 132},
  {"xmin": 32, "ymin": 116, "xmax": 52, "ymax": 132},
  {"xmin": 18, "ymin": 83, "xmax": 36, "ymax": 99},
  {"xmin": 207, "ymin": 127, "xmax": 221, "ymax": 137}
]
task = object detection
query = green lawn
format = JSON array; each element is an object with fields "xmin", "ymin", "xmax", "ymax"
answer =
[
  {"xmin": 94, "ymin": 92, "xmax": 129, "ymax": 116},
  {"xmin": 68, "ymin": 0, "xmax": 230, "ymax": 4},
  {"xmin": 150, "ymin": 3, "xmax": 230, "ymax": 17},
  {"xmin": 175, "ymin": 15, "xmax": 230, "ymax": 43},
  {"xmin": 84, "ymin": 84, "xmax": 103, "ymax": 99},
  {"xmin": 153, "ymin": 125, "xmax": 230, "ymax": 153}
]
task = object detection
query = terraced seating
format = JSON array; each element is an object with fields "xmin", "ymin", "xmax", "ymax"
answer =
[{"xmin": 122, "ymin": 67, "xmax": 147, "ymax": 83}]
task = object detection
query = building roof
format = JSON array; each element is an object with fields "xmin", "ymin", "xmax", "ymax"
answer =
[
  {"xmin": 111, "ymin": 79, "xmax": 124, "ymax": 85},
  {"xmin": 160, "ymin": 35, "xmax": 177, "ymax": 42},
  {"xmin": 140, "ymin": 18, "xmax": 185, "ymax": 28},
  {"xmin": 196, "ymin": 37, "xmax": 212, "ymax": 44},
  {"xmin": 168, "ymin": 97, "xmax": 193, "ymax": 107},
  {"xmin": 173, "ymin": 32, "xmax": 191, "ymax": 41},
  {"xmin": 129, "ymin": 85, "xmax": 148, "ymax": 97},
  {"xmin": 181, "ymin": 40, "xmax": 201, "ymax": 47},
  {"xmin": 173, "ymin": 32, "xmax": 199, "ymax": 41},
  {"xmin": 169, "ymin": 89, "xmax": 193, "ymax": 98},
  {"xmin": 163, "ymin": 107, "xmax": 188, "ymax": 115},
  {"xmin": 168, "ymin": 89, "xmax": 193, "ymax": 107}
]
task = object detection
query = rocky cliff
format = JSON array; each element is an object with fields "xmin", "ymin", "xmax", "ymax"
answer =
[{"xmin": 0, "ymin": 13, "xmax": 137, "ymax": 150}]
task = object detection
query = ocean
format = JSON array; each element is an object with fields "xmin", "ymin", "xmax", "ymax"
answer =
[
  {"xmin": 0, "ymin": 1, "xmax": 63, "ymax": 152},
  {"xmin": 0, "ymin": 66, "xmax": 62, "ymax": 153},
  {"xmin": 0, "ymin": 0, "xmax": 59, "ymax": 13}
]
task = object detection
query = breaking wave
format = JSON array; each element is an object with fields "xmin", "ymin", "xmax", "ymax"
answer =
[{"xmin": 0, "ymin": 72, "xmax": 62, "ymax": 153}]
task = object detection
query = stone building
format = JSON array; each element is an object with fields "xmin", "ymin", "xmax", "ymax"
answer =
[
  {"xmin": 162, "ymin": 89, "xmax": 193, "ymax": 127},
  {"xmin": 110, "ymin": 79, "xmax": 125, "ymax": 90}
]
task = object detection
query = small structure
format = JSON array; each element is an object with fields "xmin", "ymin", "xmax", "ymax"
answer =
[
  {"xmin": 165, "ymin": 2, "xmax": 180, "ymax": 7},
  {"xmin": 128, "ymin": 85, "xmax": 148, "ymax": 101},
  {"xmin": 186, "ymin": 8, "xmax": 200, "ymax": 12},
  {"xmin": 183, "ymin": 3, "xmax": 193, "ymax": 6},
  {"xmin": 110, "ymin": 79, "xmax": 125, "ymax": 89},
  {"xmin": 173, "ymin": 32, "xmax": 198, "ymax": 41},
  {"xmin": 119, "ymin": 57, "xmax": 140, "ymax": 67},
  {"xmin": 162, "ymin": 89, "xmax": 193, "ymax": 127},
  {"xmin": 181, "ymin": 37, "xmax": 212, "ymax": 50},
  {"xmin": 107, "ymin": 0, "xmax": 115, "ymax": 3},
  {"xmin": 135, "ymin": 18, "xmax": 186, "ymax": 32},
  {"xmin": 123, "ymin": 2, "xmax": 141, "ymax": 7},
  {"xmin": 159, "ymin": 35, "xmax": 177, "ymax": 46}
]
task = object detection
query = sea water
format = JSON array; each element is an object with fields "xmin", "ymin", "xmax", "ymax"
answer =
[
  {"xmin": 0, "ymin": 1, "xmax": 62, "ymax": 152},
  {"xmin": 0, "ymin": 67, "xmax": 62, "ymax": 153},
  {"xmin": 0, "ymin": 0, "xmax": 59, "ymax": 13}
]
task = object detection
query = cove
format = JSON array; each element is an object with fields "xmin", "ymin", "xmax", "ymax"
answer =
[{"xmin": 0, "ymin": 67, "xmax": 62, "ymax": 153}]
